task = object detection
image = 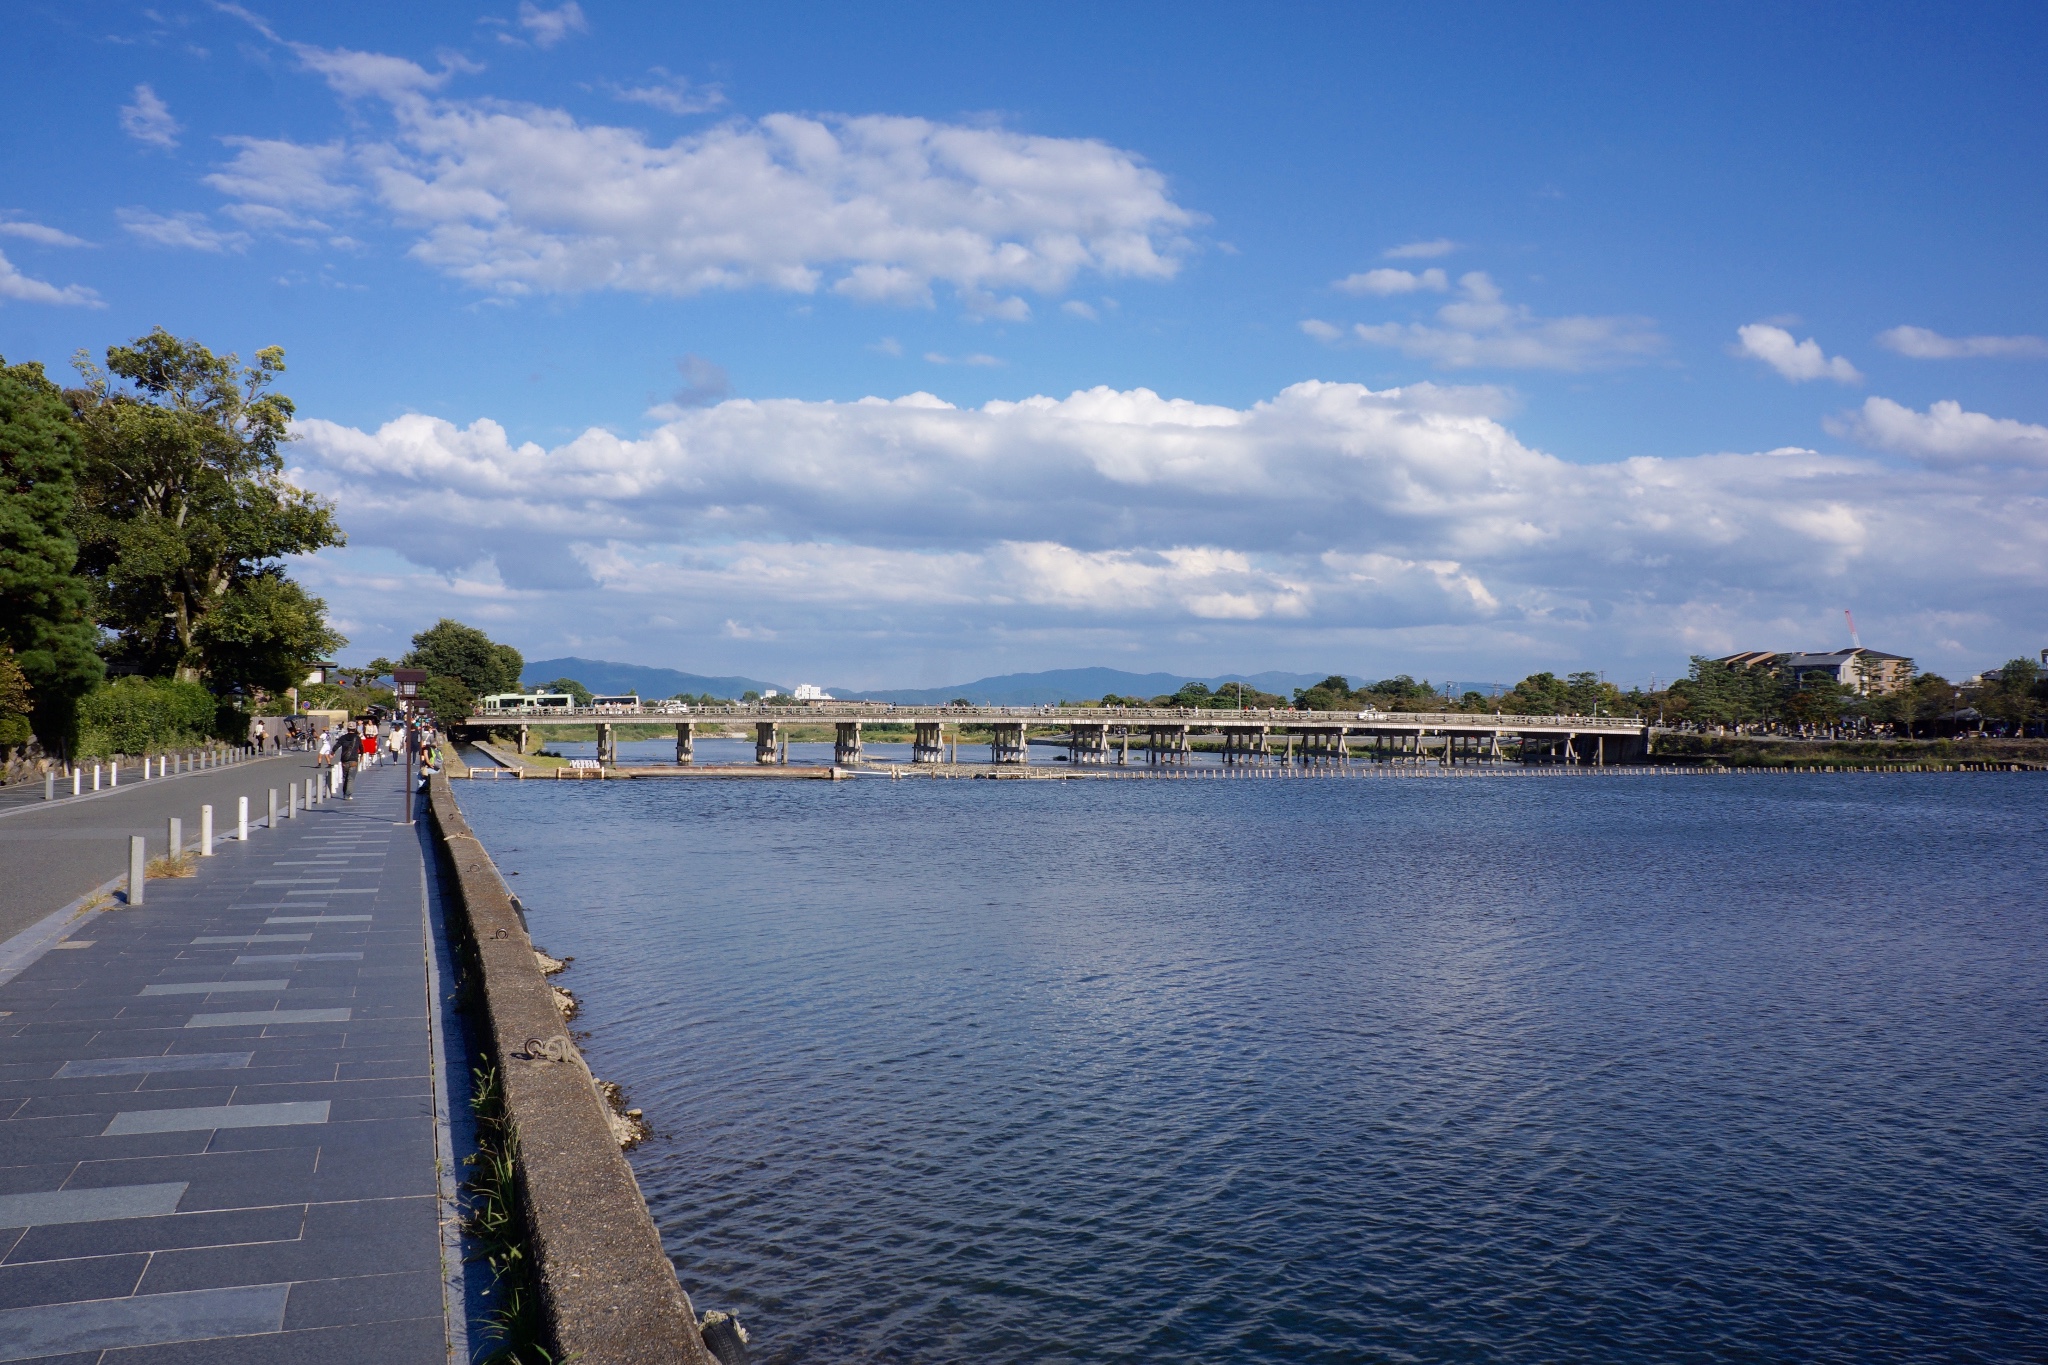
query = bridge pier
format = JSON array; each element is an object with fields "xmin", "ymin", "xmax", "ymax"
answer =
[
  {"xmin": 755, "ymin": 721, "xmax": 782, "ymax": 765},
  {"xmin": 597, "ymin": 723, "xmax": 615, "ymax": 767},
  {"xmin": 914, "ymin": 722, "xmax": 945, "ymax": 764},
  {"xmin": 518, "ymin": 724, "xmax": 530, "ymax": 755},
  {"xmin": 836, "ymin": 721, "xmax": 864, "ymax": 766},
  {"xmin": 990, "ymin": 723, "xmax": 1027, "ymax": 765},
  {"xmin": 675, "ymin": 721, "xmax": 694, "ymax": 765}
]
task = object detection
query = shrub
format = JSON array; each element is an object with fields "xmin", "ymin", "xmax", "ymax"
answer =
[{"xmin": 75, "ymin": 677, "xmax": 221, "ymax": 757}]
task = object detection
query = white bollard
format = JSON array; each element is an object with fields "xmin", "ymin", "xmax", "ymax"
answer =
[
  {"xmin": 45, "ymin": 771, "xmax": 54, "ymax": 801},
  {"xmin": 93, "ymin": 763, "xmax": 101, "ymax": 791},
  {"xmin": 288, "ymin": 785, "xmax": 298, "ymax": 820},
  {"xmin": 110, "ymin": 760, "xmax": 118, "ymax": 787},
  {"xmin": 269, "ymin": 789, "xmax": 279, "ymax": 829},
  {"xmin": 239, "ymin": 796, "xmax": 249, "ymax": 841},
  {"xmin": 202, "ymin": 805, "xmax": 214, "ymax": 856},
  {"xmin": 71, "ymin": 768, "xmax": 80, "ymax": 797},
  {"xmin": 169, "ymin": 816, "xmax": 182, "ymax": 858},
  {"xmin": 129, "ymin": 835, "xmax": 146, "ymax": 906}
]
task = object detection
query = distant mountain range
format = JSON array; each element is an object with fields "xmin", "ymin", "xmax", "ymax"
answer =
[
  {"xmin": 525, "ymin": 658, "xmax": 1325, "ymax": 704},
  {"xmin": 520, "ymin": 659, "xmax": 1501, "ymax": 705},
  {"xmin": 521, "ymin": 657, "xmax": 780, "ymax": 699},
  {"xmin": 833, "ymin": 668, "xmax": 1328, "ymax": 705}
]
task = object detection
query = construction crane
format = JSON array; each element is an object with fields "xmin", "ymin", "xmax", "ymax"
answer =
[{"xmin": 1844, "ymin": 609, "xmax": 1861, "ymax": 649}]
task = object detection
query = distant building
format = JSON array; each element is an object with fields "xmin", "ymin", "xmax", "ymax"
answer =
[
  {"xmin": 792, "ymin": 683, "xmax": 832, "ymax": 700},
  {"xmin": 303, "ymin": 660, "xmax": 339, "ymax": 686},
  {"xmin": 1715, "ymin": 648, "xmax": 1911, "ymax": 694}
]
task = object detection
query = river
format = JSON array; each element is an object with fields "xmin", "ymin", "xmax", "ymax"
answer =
[{"xmin": 457, "ymin": 768, "xmax": 2046, "ymax": 1362}]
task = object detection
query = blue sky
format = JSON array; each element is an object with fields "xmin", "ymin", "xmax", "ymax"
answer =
[{"xmin": 4, "ymin": 2, "xmax": 2044, "ymax": 689}]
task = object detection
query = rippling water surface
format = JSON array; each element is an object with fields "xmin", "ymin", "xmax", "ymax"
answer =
[{"xmin": 458, "ymin": 770, "xmax": 2047, "ymax": 1363}]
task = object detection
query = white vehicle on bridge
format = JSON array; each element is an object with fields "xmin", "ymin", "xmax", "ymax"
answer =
[
  {"xmin": 589, "ymin": 694, "xmax": 642, "ymax": 714},
  {"xmin": 481, "ymin": 692, "xmax": 575, "ymax": 714}
]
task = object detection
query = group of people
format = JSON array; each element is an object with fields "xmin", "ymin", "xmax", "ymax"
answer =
[{"xmin": 314, "ymin": 718, "xmax": 443, "ymax": 799}]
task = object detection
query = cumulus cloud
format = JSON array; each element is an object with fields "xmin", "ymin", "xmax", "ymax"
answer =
[
  {"xmin": 1384, "ymin": 238, "xmax": 1457, "ymax": 259},
  {"xmin": 117, "ymin": 208, "xmax": 250, "ymax": 253},
  {"xmin": 119, "ymin": 84, "xmax": 181, "ymax": 149},
  {"xmin": 1734, "ymin": 323, "xmax": 1862, "ymax": 384},
  {"xmin": 1317, "ymin": 272, "xmax": 1663, "ymax": 370},
  {"xmin": 285, "ymin": 379, "xmax": 2046, "ymax": 672},
  {"xmin": 188, "ymin": 41, "xmax": 1198, "ymax": 309},
  {"xmin": 0, "ymin": 248, "xmax": 102, "ymax": 307},
  {"xmin": 517, "ymin": 1, "xmax": 588, "ymax": 48},
  {"xmin": 1335, "ymin": 267, "xmax": 1447, "ymax": 296},
  {"xmin": 0, "ymin": 219, "xmax": 88, "ymax": 247},
  {"xmin": 1828, "ymin": 396, "xmax": 2048, "ymax": 467},
  {"xmin": 1876, "ymin": 325, "xmax": 2048, "ymax": 360}
]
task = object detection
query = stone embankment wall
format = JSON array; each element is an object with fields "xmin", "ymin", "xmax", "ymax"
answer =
[{"xmin": 427, "ymin": 774, "xmax": 714, "ymax": 1365}]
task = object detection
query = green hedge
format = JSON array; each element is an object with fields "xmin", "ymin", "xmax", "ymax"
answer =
[{"xmin": 75, "ymin": 677, "xmax": 224, "ymax": 757}]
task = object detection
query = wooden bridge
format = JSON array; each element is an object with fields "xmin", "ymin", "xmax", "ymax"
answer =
[{"xmin": 459, "ymin": 702, "xmax": 1654, "ymax": 768}]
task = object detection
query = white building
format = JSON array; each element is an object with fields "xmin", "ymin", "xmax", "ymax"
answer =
[{"xmin": 792, "ymin": 683, "xmax": 832, "ymax": 701}]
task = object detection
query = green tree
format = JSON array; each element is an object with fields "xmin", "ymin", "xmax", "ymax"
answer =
[
  {"xmin": 0, "ymin": 358, "xmax": 104, "ymax": 756},
  {"xmin": 545, "ymin": 677, "xmax": 593, "ymax": 706},
  {"xmin": 66, "ymin": 329, "xmax": 344, "ymax": 685},
  {"xmin": 419, "ymin": 674, "xmax": 476, "ymax": 722},
  {"xmin": 1502, "ymin": 672, "xmax": 1571, "ymax": 714},
  {"xmin": 1293, "ymin": 675, "xmax": 1354, "ymax": 710},
  {"xmin": 400, "ymin": 619, "xmax": 523, "ymax": 696},
  {"xmin": 0, "ymin": 645, "xmax": 32, "ymax": 750},
  {"xmin": 194, "ymin": 573, "xmax": 346, "ymax": 697},
  {"xmin": 1978, "ymin": 658, "xmax": 2044, "ymax": 735}
]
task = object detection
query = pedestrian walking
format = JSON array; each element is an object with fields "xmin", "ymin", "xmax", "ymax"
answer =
[{"xmin": 337, "ymin": 725, "xmax": 362, "ymax": 799}]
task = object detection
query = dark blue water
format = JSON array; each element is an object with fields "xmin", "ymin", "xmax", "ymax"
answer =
[{"xmin": 458, "ymin": 770, "xmax": 2048, "ymax": 1363}]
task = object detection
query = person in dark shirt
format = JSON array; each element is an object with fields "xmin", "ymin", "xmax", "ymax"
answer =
[{"xmin": 336, "ymin": 726, "xmax": 363, "ymax": 798}]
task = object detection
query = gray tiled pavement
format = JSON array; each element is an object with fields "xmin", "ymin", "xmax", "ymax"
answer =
[{"xmin": 0, "ymin": 763, "xmax": 457, "ymax": 1363}]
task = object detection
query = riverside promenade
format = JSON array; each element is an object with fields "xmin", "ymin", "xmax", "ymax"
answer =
[{"xmin": 0, "ymin": 761, "xmax": 468, "ymax": 1362}]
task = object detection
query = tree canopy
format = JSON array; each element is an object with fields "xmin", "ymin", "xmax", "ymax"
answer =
[
  {"xmin": 402, "ymin": 619, "xmax": 524, "ymax": 697},
  {"xmin": 66, "ymin": 328, "xmax": 344, "ymax": 689},
  {"xmin": 0, "ymin": 357, "xmax": 104, "ymax": 753}
]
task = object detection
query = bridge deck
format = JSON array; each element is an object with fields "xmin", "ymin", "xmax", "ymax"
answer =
[{"xmin": 465, "ymin": 705, "xmax": 1646, "ymax": 736}]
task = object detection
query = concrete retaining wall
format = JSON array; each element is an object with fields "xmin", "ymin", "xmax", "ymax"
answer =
[{"xmin": 427, "ymin": 774, "xmax": 713, "ymax": 1365}]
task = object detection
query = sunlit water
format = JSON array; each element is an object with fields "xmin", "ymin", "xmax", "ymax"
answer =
[{"xmin": 457, "ymin": 770, "xmax": 2047, "ymax": 1363}]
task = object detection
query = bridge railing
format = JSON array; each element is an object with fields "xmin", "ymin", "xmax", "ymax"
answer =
[{"xmin": 465, "ymin": 703, "xmax": 1647, "ymax": 731}]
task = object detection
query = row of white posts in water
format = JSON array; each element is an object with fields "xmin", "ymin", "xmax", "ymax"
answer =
[
  {"xmin": 122, "ymin": 761, "xmax": 348, "ymax": 906},
  {"xmin": 45, "ymin": 745, "xmax": 258, "ymax": 800}
]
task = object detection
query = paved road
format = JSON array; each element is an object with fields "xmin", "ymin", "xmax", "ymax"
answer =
[
  {"xmin": 0, "ymin": 761, "xmax": 462, "ymax": 1362},
  {"xmin": 0, "ymin": 756, "xmax": 408, "ymax": 943}
]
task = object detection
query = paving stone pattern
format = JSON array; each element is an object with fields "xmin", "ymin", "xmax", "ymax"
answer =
[{"xmin": 0, "ymin": 764, "xmax": 451, "ymax": 1363}]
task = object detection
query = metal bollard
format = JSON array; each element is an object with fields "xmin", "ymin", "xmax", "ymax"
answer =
[
  {"xmin": 129, "ymin": 835, "xmax": 146, "ymax": 906},
  {"xmin": 169, "ymin": 817, "xmax": 182, "ymax": 858},
  {"xmin": 269, "ymin": 789, "xmax": 279, "ymax": 829},
  {"xmin": 202, "ymin": 805, "xmax": 214, "ymax": 856},
  {"xmin": 45, "ymin": 771, "xmax": 54, "ymax": 801},
  {"xmin": 288, "ymin": 785, "xmax": 298, "ymax": 820},
  {"xmin": 239, "ymin": 796, "xmax": 249, "ymax": 841}
]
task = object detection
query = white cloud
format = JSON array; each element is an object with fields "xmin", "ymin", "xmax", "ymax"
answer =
[
  {"xmin": 192, "ymin": 48, "xmax": 1199, "ymax": 307},
  {"xmin": 1325, "ymin": 272, "xmax": 1663, "ymax": 370},
  {"xmin": 1335, "ymin": 267, "xmax": 1447, "ymax": 296},
  {"xmin": 120, "ymin": 84, "xmax": 181, "ymax": 149},
  {"xmin": 1828, "ymin": 396, "xmax": 2048, "ymax": 467},
  {"xmin": 517, "ymin": 1, "xmax": 588, "ymax": 48},
  {"xmin": 1875, "ymin": 325, "xmax": 2048, "ymax": 360},
  {"xmin": 117, "ymin": 208, "xmax": 250, "ymax": 253},
  {"xmin": 1384, "ymin": 238, "xmax": 1457, "ymax": 260},
  {"xmin": 0, "ymin": 248, "xmax": 102, "ymax": 307},
  {"xmin": 1299, "ymin": 318, "xmax": 1342, "ymax": 342},
  {"xmin": 1734, "ymin": 323, "xmax": 1862, "ymax": 384},
  {"xmin": 0, "ymin": 220, "xmax": 88, "ymax": 247},
  {"xmin": 1061, "ymin": 299, "xmax": 1098, "ymax": 320},
  {"xmin": 605, "ymin": 68, "xmax": 724, "ymax": 115},
  {"xmin": 286, "ymin": 379, "xmax": 2048, "ymax": 676}
]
